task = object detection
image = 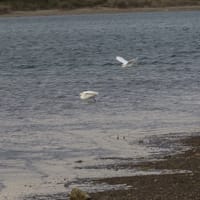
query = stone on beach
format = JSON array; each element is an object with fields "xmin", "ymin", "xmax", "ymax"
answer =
[{"xmin": 69, "ymin": 188, "xmax": 90, "ymax": 200}]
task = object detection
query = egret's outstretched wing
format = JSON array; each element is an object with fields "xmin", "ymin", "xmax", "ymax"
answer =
[
  {"xmin": 82, "ymin": 91, "xmax": 98, "ymax": 96},
  {"xmin": 116, "ymin": 56, "xmax": 128, "ymax": 65},
  {"xmin": 80, "ymin": 91, "xmax": 98, "ymax": 100}
]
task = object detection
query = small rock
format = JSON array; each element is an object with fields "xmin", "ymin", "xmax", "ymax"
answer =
[
  {"xmin": 75, "ymin": 160, "xmax": 83, "ymax": 163},
  {"xmin": 138, "ymin": 140, "xmax": 144, "ymax": 144},
  {"xmin": 69, "ymin": 188, "xmax": 90, "ymax": 200},
  {"xmin": 154, "ymin": 178, "xmax": 158, "ymax": 182}
]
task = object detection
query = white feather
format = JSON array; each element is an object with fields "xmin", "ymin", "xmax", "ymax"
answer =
[{"xmin": 116, "ymin": 56, "xmax": 128, "ymax": 65}]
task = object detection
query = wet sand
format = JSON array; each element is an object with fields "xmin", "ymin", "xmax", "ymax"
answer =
[
  {"xmin": 24, "ymin": 134, "xmax": 200, "ymax": 200},
  {"xmin": 1, "ymin": 6, "xmax": 200, "ymax": 17},
  {"xmin": 90, "ymin": 135, "xmax": 200, "ymax": 200}
]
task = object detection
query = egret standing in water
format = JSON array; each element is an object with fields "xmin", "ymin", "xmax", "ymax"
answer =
[
  {"xmin": 116, "ymin": 56, "xmax": 137, "ymax": 68},
  {"xmin": 80, "ymin": 91, "xmax": 98, "ymax": 102}
]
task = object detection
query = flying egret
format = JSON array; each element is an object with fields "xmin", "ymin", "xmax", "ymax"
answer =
[
  {"xmin": 80, "ymin": 91, "xmax": 98, "ymax": 101},
  {"xmin": 116, "ymin": 56, "xmax": 137, "ymax": 68}
]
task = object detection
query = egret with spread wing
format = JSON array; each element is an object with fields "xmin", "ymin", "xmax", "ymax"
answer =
[
  {"xmin": 80, "ymin": 91, "xmax": 98, "ymax": 101},
  {"xmin": 116, "ymin": 56, "xmax": 137, "ymax": 68}
]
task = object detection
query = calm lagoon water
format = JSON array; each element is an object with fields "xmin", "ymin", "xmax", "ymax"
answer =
[{"xmin": 0, "ymin": 11, "xmax": 200, "ymax": 199}]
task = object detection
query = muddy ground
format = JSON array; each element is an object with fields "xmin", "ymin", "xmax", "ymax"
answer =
[{"xmin": 90, "ymin": 135, "xmax": 200, "ymax": 200}]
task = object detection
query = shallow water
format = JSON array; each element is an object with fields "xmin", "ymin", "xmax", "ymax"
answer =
[{"xmin": 0, "ymin": 11, "xmax": 200, "ymax": 199}]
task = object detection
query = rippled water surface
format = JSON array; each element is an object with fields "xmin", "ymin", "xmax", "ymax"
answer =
[{"xmin": 0, "ymin": 11, "xmax": 200, "ymax": 199}]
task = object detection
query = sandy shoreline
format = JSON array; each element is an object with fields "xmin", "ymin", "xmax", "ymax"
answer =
[
  {"xmin": 89, "ymin": 134, "xmax": 200, "ymax": 200},
  {"xmin": 23, "ymin": 134, "xmax": 200, "ymax": 200},
  {"xmin": 1, "ymin": 6, "xmax": 200, "ymax": 17}
]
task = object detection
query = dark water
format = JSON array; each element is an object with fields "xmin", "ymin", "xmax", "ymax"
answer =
[{"xmin": 0, "ymin": 11, "xmax": 200, "ymax": 198}]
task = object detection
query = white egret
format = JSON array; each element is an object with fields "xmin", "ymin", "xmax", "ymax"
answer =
[
  {"xmin": 80, "ymin": 91, "xmax": 98, "ymax": 101},
  {"xmin": 116, "ymin": 56, "xmax": 137, "ymax": 68}
]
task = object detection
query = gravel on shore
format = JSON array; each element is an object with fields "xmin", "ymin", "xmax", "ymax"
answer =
[{"xmin": 89, "ymin": 135, "xmax": 200, "ymax": 200}]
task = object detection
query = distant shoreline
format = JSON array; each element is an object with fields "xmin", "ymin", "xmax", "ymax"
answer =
[{"xmin": 1, "ymin": 6, "xmax": 200, "ymax": 17}]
